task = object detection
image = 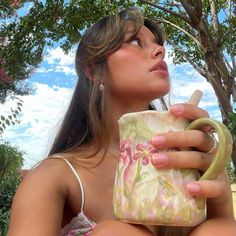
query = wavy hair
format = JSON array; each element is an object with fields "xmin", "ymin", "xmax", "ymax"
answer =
[{"xmin": 48, "ymin": 9, "xmax": 165, "ymax": 158}]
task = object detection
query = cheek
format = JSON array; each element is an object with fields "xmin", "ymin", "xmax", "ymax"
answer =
[
  {"xmin": 107, "ymin": 49, "xmax": 143, "ymax": 74},
  {"xmin": 108, "ymin": 55, "xmax": 134, "ymax": 92}
]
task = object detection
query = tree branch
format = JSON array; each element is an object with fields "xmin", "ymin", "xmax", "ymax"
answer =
[
  {"xmin": 166, "ymin": 38, "xmax": 206, "ymax": 77},
  {"xmin": 222, "ymin": 52, "xmax": 233, "ymax": 72},
  {"xmin": 156, "ymin": 18, "xmax": 203, "ymax": 50},
  {"xmin": 227, "ymin": 0, "xmax": 236, "ymax": 70},
  {"xmin": 197, "ymin": 15, "xmax": 217, "ymax": 53},
  {"xmin": 180, "ymin": 0, "xmax": 201, "ymax": 25},
  {"xmin": 193, "ymin": 0, "xmax": 202, "ymax": 18},
  {"xmin": 208, "ymin": 0, "xmax": 221, "ymax": 46},
  {"xmin": 180, "ymin": 0, "xmax": 194, "ymax": 18},
  {"xmin": 140, "ymin": 0, "xmax": 192, "ymax": 25}
]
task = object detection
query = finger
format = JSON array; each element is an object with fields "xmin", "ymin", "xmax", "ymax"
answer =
[
  {"xmin": 151, "ymin": 151, "xmax": 212, "ymax": 171},
  {"xmin": 186, "ymin": 180, "xmax": 225, "ymax": 198},
  {"xmin": 150, "ymin": 130, "xmax": 215, "ymax": 152},
  {"xmin": 169, "ymin": 103, "xmax": 209, "ymax": 120}
]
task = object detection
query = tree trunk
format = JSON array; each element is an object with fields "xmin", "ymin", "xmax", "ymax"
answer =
[{"xmin": 204, "ymin": 52, "xmax": 236, "ymax": 172}]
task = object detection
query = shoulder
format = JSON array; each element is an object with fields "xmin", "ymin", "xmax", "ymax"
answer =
[
  {"xmin": 22, "ymin": 154, "xmax": 84, "ymax": 196},
  {"xmin": 7, "ymin": 155, "xmax": 81, "ymax": 235},
  {"xmin": 16, "ymin": 155, "xmax": 73, "ymax": 202}
]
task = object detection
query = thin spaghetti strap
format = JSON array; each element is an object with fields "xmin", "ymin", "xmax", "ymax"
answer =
[{"xmin": 52, "ymin": 157, "xmax": 85, "ymax": 211}]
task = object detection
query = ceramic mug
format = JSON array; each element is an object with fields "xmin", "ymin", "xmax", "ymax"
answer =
[{"xmin": 113, "ymin": 110, "xmax": 233, "ymax": 226}]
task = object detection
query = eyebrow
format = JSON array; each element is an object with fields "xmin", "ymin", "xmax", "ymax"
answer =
[
  {"xmin": 136, "ymin": 31, "xmax": 159, "ymax": 44},
  {"xmin": 124, "ymin": 28, "xmax": 159, "ymax": 44}
]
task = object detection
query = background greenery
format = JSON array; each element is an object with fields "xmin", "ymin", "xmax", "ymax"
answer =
[{"xmin": 0, "ymin": 143, "xmax": 23, "ymax": 236}]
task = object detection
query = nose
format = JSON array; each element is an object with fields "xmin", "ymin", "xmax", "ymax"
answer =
[{"xmin": 151, "ymin": 44, "xmax": 165, "ymax": 59}]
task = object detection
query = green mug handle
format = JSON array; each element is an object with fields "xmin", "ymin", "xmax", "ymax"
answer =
[{"xmin": 186, "ymin": 118, "xmax": 233, "ymax": 181}]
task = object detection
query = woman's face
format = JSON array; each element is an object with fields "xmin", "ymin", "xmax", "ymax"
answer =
[{"xmin": 107, "ymin": 24, "xmax": 170, "ymax": 108}]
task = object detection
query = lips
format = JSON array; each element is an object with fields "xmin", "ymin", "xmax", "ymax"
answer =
[{"xmin": 150, "ymin": 61, "xmax": 169, "ymax": 77}]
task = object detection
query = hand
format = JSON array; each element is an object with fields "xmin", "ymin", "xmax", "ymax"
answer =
[{"xmin": 150, "ymin": 103, "xmax": 234, "ymax": 219}]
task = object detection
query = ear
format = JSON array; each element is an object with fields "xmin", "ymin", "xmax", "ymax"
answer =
[{"xmin": 84, "ymin": 64, "xmax": 95, "ymax": 80}]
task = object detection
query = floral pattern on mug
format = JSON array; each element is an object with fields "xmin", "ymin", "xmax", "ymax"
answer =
[
  {"xmin": 119, "ymin": 140, "xmax": 133, "ymax": 166},
  {"xmin": 133, "ymin": 142, "xmax": 156, "ymax": 166}
]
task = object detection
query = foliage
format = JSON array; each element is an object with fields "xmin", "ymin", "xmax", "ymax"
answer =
[
  {"xmin": 0, "ymin": 142, "xmax": 24, "ymax": 236},
  {"xmin": 228, "ymin": 111, "xmax": 236, "ymax": 143},
  {"xmin": 227, "ymin": 161, "xmax": 236, "ymax": 184},
  {"xmin": 0, "ymin": 95, "xmax": 23, "ymax": 135},
  {"xmin": 0, "ymin": 0, "xmax": 32, "ymax": 100},
  {"xmin": 0, "ymin": 0, "xmax": 122, "ymax": 102}
]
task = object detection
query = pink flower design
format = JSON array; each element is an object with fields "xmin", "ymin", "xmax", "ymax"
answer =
[
  {"xmin": 119, "ymin": 140, "xmax": 135, "ymax": 182},
  {"xmin": 119, "ymin": 140, "xmax": 133, "ymax": 167},
  {"xmin": 133, "ymin": 142, "xmax": 156, "ymax": 166}
]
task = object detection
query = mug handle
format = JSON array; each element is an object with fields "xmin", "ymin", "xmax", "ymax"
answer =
[{"xmin": 186, "ymin": 118, "xmax": 233, "ymax": 181}]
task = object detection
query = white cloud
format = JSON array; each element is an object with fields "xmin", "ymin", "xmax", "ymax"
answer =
[
  {"xmin": 36, "ymin": 47, "xmax": 77, "ymax": 76},
  {"xmin": 46, "ymin": 47, "xmax": 75, "ymax": 66},
  {"xmin": 54, "ymin": 65, "xmax": 76, "ymax": 75},
  {"xmin": 2, "ymin": 83, "xmax": 74, "ymax": 169}
]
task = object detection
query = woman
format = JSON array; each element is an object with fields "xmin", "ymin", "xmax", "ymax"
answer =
[{"xmin": 7, "ymin": 8, "xmax": 235, "ymax": 236}]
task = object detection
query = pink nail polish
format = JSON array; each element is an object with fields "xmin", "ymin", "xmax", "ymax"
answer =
[
  {"xmin": 187, "ymin": 183, "xmax": 200, "ymax": 195},
  {"xmin": 170, "ymin": 105, "xmax": 184, "ymax": 115},
  {"xmin": 151, "ymin": 136, "xmax": 165, "ymax": 146},
  {"xmin": 152, "ymin": 154, "xmax": 168, "ymax": 167}
]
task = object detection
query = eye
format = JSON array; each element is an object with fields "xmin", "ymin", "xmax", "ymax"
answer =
[{"xmin": 130, "ymin": 38, "xmax": 142, "ymax": 46}]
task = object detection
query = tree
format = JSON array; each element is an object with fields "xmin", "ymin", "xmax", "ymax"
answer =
[
  {"xmin": 0, "ymin": 142, "xmax": 24, "ymax": 236},
  {"xmin": 0, "ymin": 0, "xmax": 235, "ymax": 168}
]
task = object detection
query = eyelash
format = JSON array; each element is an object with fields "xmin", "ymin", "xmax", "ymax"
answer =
[{"xmin": 130, "ymin": 37, "xmax": 142, "ymax": 46}]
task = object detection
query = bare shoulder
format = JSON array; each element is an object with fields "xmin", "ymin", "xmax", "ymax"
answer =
[
  {"xmin": 19, "ymin": 155, "xmax": 73, "ymax": 195},
  {"xmin": 7, "ymin": 155, "xmax": 81, "ymax": 236}
]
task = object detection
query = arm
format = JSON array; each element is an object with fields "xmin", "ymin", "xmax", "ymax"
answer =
[{"xmin": 7, "ymin": 159, "xmax": 72, "ymax": 236}]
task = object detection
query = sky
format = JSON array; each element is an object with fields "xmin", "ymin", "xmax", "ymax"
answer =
[{"xmin": 1, "ymin": 45, "xmax": 221, "ymax": 169}]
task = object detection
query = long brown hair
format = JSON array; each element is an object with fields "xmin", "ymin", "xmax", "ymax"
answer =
[{"xmin": 48, "ymin": 9, "xmax": 164, "ymax": 157}]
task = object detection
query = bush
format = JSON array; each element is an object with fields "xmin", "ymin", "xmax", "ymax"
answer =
[{"xmin": 0, "ymin": 142, "xmax": 24, "ymax": 236}]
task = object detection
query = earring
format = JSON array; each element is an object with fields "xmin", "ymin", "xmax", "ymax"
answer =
[{"xmin": 99, "ymin": 84, "xmax": 105, "ymax": 91}]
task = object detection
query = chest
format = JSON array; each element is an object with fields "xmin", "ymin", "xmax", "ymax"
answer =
[
  {"xmin": 68, "ymin": 158, "xmax": 118, "ymax": 222},
  {"xmin": 84, "ymin": 168, "xmax": 116, "ymax": 221}
]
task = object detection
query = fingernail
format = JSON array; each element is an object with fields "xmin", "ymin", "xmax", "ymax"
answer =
[
  {"xmin": 187, "ymin": 183, "xmax": 201, "ymax": 195},
  {"xmin": 151, "ymin": 136, "xmax": 165, "ymax": 146},
  {"xmin": 152, "ymin": 154, "xmax": 168, "ymax": 167},
  {"xmin": 170, "ymin": 104, "xmax": 184, "ymax": 115}
]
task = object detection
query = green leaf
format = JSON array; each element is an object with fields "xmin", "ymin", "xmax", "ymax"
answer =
[
  {"xmin": 0, "ymin": 116, "xmax": 6, "ymax": 121},
  {"xmin": 5, "ymin": 119, "xmax": 10, "ymax": 126}
]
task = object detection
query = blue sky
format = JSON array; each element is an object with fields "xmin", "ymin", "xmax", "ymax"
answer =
[{"xmin": 1, "ymin": 45, "xmax": 221, "ymax": 169}]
